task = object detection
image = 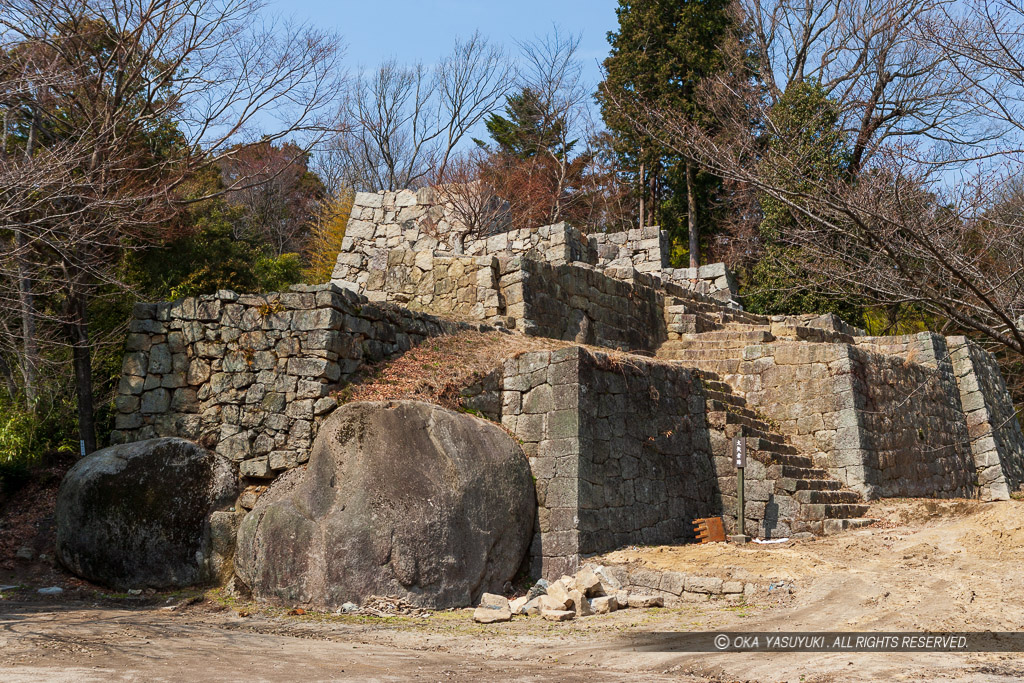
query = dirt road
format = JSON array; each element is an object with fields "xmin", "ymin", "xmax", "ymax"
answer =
[{"xmin": 3, "ymin": 499, "xmax": 1024, "ymax": 681}]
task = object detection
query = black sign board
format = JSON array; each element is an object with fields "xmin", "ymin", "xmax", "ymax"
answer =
[{"xmin": 732, "ymin": 436, "xmax": 746, "ymax": 468}]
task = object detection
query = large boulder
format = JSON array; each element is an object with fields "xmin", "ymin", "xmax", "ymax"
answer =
[
  {"xmin": 235, "ymin": 400, "xmax": 536, "ymax": 609},
  {"xmin": 56, "ymin": 438, "xmax": 238, "ymax": 589}
]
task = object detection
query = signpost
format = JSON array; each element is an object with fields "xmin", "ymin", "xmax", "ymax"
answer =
[{"xmin": 733, "ymin": 436, "xmax": 746, "ymax": 537}]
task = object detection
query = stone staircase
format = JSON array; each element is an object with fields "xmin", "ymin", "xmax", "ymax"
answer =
[
  {"xmin": 655, "ymin": 291, "xmax": 873, "ymax": 536},
  {"xmin": 702, "ymin": 372, "xmax": 873, "ymax": 536}
]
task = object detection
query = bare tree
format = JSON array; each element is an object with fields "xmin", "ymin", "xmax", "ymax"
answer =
[
  {"xmin": 0, "ymin": 0, "xmax": 344, "ymax": 451},
  {"xmin": 741, "ymin": 0, "xmax": 979, "ymax": 174},
  {"xmin": 609, "ymin": 0, "xmax": 1024, "ymax": 360},
  {"xmin": 327, "ymin": 31, "xmax": 514, "ymax": 192}
]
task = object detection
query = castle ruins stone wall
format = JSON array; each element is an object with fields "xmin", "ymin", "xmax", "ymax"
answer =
[
  {"xmin": 112, "ymin": 284, "xmax": 491, "ymax": 478},
  {"xmin": 501, "ymin": 348, "xmax": 718, "ymax": 579},
  {"xmin": 735, "ymin": 338, "xmax": 978, "ymax": 499},
  {"xmin": 331, "ymin": 189, "xmax": 739, "ymax": 304}
]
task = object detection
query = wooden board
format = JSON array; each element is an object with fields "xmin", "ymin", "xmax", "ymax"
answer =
[{"xmin": 693, "ymin": 516, "xmax": 727, "ymax": 543}]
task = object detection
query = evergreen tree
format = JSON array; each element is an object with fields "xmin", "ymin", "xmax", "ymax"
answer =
[
  {"xmin": 597, "ymin": 0, "xmax": 741, "ymax": 265},
  {"xmin": 478, "ymin": 88, "xmax": 575, "ymax": 160},
  {"xmin": 743, "ymin": 81, "xmax": 864, "ymax": 326}
]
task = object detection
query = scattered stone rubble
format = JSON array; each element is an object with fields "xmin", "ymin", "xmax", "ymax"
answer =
[{"xmin": 472, "ymin": 564, "xmax": 668, "ymax": 623}]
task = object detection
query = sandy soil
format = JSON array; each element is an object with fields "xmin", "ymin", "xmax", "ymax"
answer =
[{"xmin": 3, "ymin": 499, "xmax": 1024, "ymax": 681}]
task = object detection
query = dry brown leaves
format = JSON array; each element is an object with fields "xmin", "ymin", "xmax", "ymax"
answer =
[{"xmin": 340, "ymin": 331, "xmax": 569, "ymax": 410}]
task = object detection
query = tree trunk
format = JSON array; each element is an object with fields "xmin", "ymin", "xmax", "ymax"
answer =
[
  {"xmin": 68, "ymin": 286, "xmax": 97, "ymax": 455},
  {"xmin": 17, "ymin": 112, "xmax": 39, "ymax": 407},
  {"xmin": 638, "ymin": 160, "xmax": 645, "ymax": 228},
  {"xmin": 686, "ymin": 158, "xmax": 699, "ymax": 269},
  {"xmin": 15, "ymin": 231, "xmax": 38, "ymax": 407}
]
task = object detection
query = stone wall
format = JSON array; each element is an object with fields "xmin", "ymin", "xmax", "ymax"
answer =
[
  {"xmin": 331, "ymin": 188, "xmax": 739, "ymax": 306},
  {"xmin": 948, "ymin": 337, "xmax": 1024, "ymax": 499},
  {"xmin": 362, "ymin": 250, "xmax": 504, "ymax": 320},
  {"xmin": 332, "ymin": 189, "xmax": 594, "ymax": 290},
  {"xmin": 505, "ymin": 259, "xmax": 666, "ymax": 352},
  {"xmin": 736, "ymin": 339, "xmax": 975, "ymax": 499},
  {"xmin": 848, "ymin": 341, "xmax": 975, "ymax": 498},
  {"xmin": 357, "ymin": 247, "xmax": 668, "ymax": 353},
  {"xmin": 112, "ymin": 284, "xmax": 490, "ymax": 477},
  {"xmin": 501, "ymin": 347, "xmax": 717, "ymax": 579}
]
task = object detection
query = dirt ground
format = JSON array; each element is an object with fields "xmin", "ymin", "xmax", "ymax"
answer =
[{"xmin": 4, "ymin": 498, "xmax": 1024, "ymax": 681}]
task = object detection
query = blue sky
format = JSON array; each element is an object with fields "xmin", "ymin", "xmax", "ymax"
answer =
[{"xmin": 267, "ymin": 0, "xmax": 619, "ymax": 89}]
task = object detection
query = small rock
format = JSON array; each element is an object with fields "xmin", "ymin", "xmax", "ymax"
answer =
[
  {"xmin": 477, "ymin": 592, "xmax": 509, "ymax": 610},
  {"xmin": 574, "ymin": 568, "xmax": 602, "ymax": 596},
  {"xmin": 520, "ymin": 597, "xmax": 543, "ymax": 615},
  {"xmin": 541, "ymin": 609, "xmax": 575, "ymax": 622},
  {"xmin": 539, "ymin": 593, "xmax": 568, "ymax": 612},
  {"xmin": 0, "ymin": 585, "xmax": 20, "ymax": 592},
  {"xmin": 339, "ymin": 602, "xmax": 359, "ymax": 613},
  {"xmin": 526, "ymin": 579, "xmax": 549, "ymax": 600},
  {"xmin": 15, "ymin": 547, "xmax": 34, "ymax": 561},
  {"xmin": 509, "ymin": 596, "xmax": 529, "ymax": 614},
  {"xmin": 628, "ymin": 594, "xmax": 664, "ymax": 608},
  {"xmin": 473, "ymin": 605, "xmax": 512, "ymax": 623},
  {"xmin": 615, "ymin": 589, "xmax": 630, "ymax": 607},
  {"xmin": 591, "ymin": 596, "xmax": 618, "ymax": 614},
  {"xmin": 593, "ymin": 565, "xmax": 623, "ymax": 593},
  {"xmin": 570, "ymin": 589, "xmax": 593, "ymax": 617},
  {"xmin": 545, "ymin": 580, "xmax": 572, "ymax": 609},
  {"xmin": 37, "ymin": 586, "xmax": 63, "ymax": 596},
  {"xmin": 128, "ymin": 589, "xmax": 142, "ymax": 595}
]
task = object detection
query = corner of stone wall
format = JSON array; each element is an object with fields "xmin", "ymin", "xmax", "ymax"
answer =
[
  {"xmin": 948, "ymin": 336, "xmax": 1024, "ymax": 500},
  {"xmin": 501, "ymin": 346, "xmax": 583, "ymax": 580}
]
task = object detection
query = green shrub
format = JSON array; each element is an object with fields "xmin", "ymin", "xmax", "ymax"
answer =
[{"xmin": 0, "ymin": 396, "xmax": 77, "ymax": 487}]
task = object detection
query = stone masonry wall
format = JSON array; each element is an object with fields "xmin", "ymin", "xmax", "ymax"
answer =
[
  {"xmin": 848, "ymin": 341, "xmax": 975, "ymax": 498},
  {"xmin": 501, "ymin": 347, "xmax": 717, "ymax": 579},
  {"xmin": 576, "ymin": 350, "xmax": 718, "ymax": 554},
  {"xmin": 363, "ymin": 250, "xmax": 504, "ymax": 320},
  {"xmin": 355, "ymin": 246, "xmax": 669, "ymax": 353},
  {"xmin": 503, "ymin": 258, "xmax": 666, "ymax": 353},
  {"xmin": 332, "ymin": 189, "xmax": 594, "ymax": 290},
  {"xmin": 736, "ymin": 339, "xmax": 975, "ymax": 499},
  {"xmin": 332, "ymin": 188, "xmax": 739, "ymax": 305},
  {"xmin": 948, "ymin": 337, "xmax": 1024, "ymax": 499},
  {"xmin": 112, "ymin": 284, "xmax": 489, "ymax": 478}
]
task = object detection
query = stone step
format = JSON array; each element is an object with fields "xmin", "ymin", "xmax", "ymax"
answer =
[
  {"xmin": 779, "ymin": 465, "xmax": 832, "ymax": 480},
  {"xmin": 777, "ymin": 477, "xmax": 842, "ymax": 492},
  {"xmin": 815, "ymin": 503, "xmax": 872, "ymax": 519},
  {"xmin": 822, "ymin": 517, "xmax": 876, "ymax": 535},
  {"xmin": 667, "ymin": 340, "xmax": 758, "ymax": 350},
  {"xmin": 664, "ymin": 313, "xmax": 720, "ymax": 335},
  {"xmin": 794, "ymin": 489, "xmax": 863, "ymax": 505},
  {"xmin": 658, "ymin": 357, "xmax": 744, "ymax": 374},
  {"xmin": 705, "ymin": 390, "xmax": 747, "ymax": 409},
  {"xmin": 760, "ymin": 452, "xmax": 814, "ymax": 470},
  {"xmin": 657, "ymin": 347, "xmax": 745, "ymax": 361},
  {"xmin": 674, "ymin": 330, "xmax": 775, "ymax": 343}
]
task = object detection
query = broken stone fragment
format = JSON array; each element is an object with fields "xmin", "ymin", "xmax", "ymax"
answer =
[
  {"xmin": 574, "ymin": 567, "xmax": 602, "ymax": 596},
  {"xmin": 473, "ymin": 605, "xmax": 511, "ymax": 623},
  {"xmin": 569, "ymin": 589, "xmax": 593, "ymax": 617},
  {"xmin": 520, "ymin": 597, "xmax": 544, "ymax": 615},
  {"xmin": 539, "ymin": 594, "xmax": 569, "ymax": 612},
  {"xmin": 545, "ymin": 581, "xmax": 573, "ymax": 609},
  {"xmin": 509, "ymin": 596, "xmax": 529, "ymax": 614},
  {"xmin": 627, "ymin": 594, "xmax": 664, "ymax": 608},
  {"xmin": 590, "ymin": 596, "xmax": 618, "ymax": 614},
  {"xmin": 541, "ymin": 609, "xmax": 575, "ymax": 622},
  {"xmin": 477, "ymin": 592, "xmax": 508, "ymax": 610}
]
